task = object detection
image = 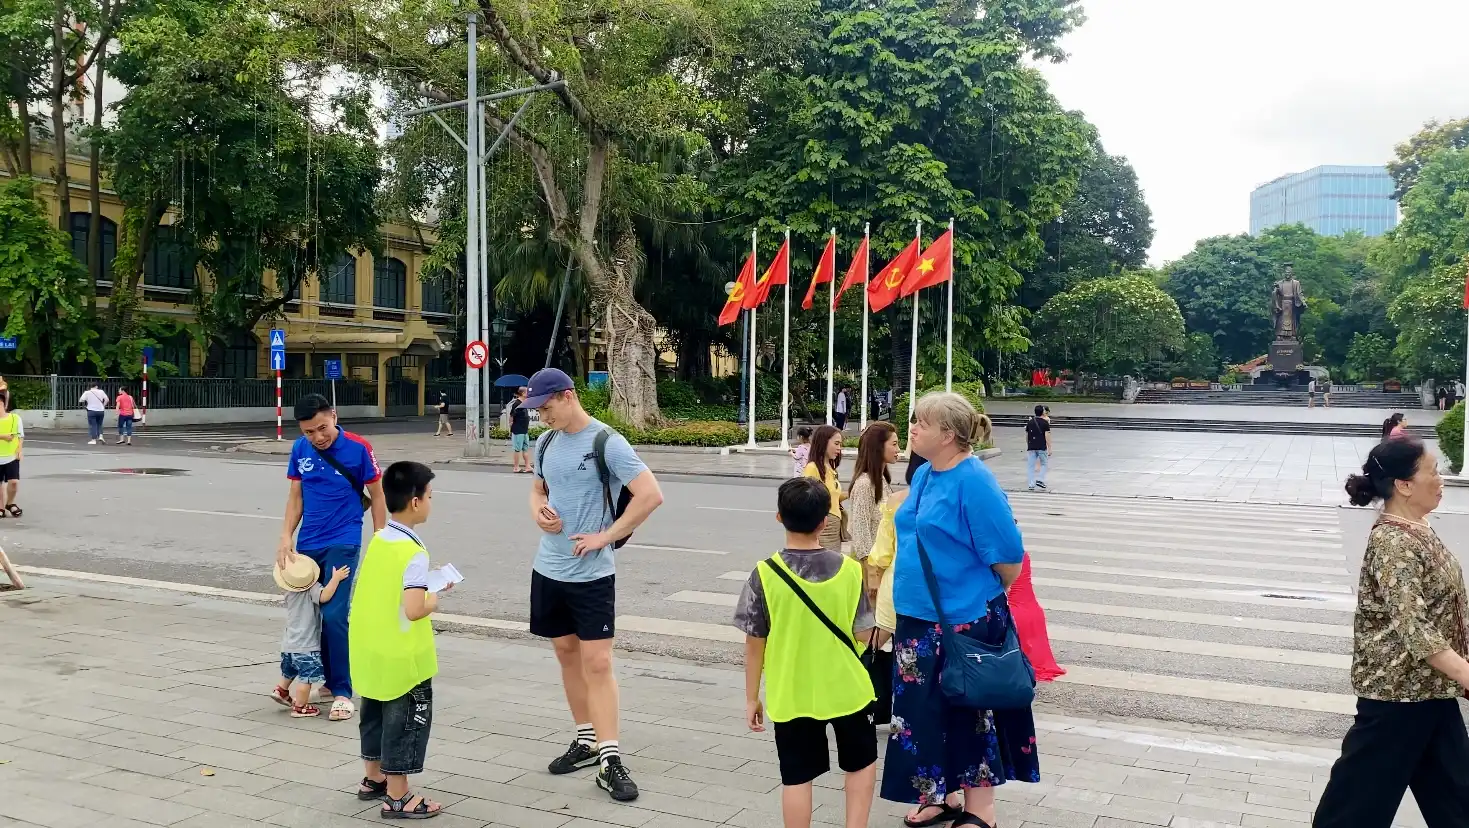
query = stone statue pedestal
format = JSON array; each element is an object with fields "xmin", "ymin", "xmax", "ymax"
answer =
[{"xmin": 1269, "ymin": 340, "xmax": 1304, "ymax": 375}]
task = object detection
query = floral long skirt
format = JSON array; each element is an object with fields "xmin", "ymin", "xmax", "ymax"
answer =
[{"xmin": 880, "ymin": 595, "xmax": 1041, "ymax": 806}]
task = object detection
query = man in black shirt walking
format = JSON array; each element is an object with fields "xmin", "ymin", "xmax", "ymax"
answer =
[
  {"xmin": 1025, "ymin": 404, "xmax": 1051, "ymax": 491},
  {"xmin": 509, "ymin": 386, "xmax": 533, "ymax": 473}
]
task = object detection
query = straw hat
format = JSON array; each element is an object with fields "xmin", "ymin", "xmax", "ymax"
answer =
[{"xmin": 273, "ymin": 555, "xmax": 321, "ymax": 592}]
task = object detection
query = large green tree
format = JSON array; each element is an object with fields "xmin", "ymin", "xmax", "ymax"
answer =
[
  {"xmin": 1164, "ymin": 234, "xmax": 1276, "ymax": 365},
  {"xmin": 103, "ymin": 0, "xmax": 382, "ymax": 373},
  {"xmin": 1033, "ymin": 273, "xmax": 1184, "ymax": 376},
  {"xmin": 716, "ymin": 0, "xmax": 1091, "ymax": 389},
  {"xmin": 0, "ymin": 175, "xmax": 95, "ymax": 371}
]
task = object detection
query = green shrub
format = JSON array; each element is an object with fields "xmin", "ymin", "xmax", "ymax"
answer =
[
  {"xmin": 1440, "ymin": 401, "xmax": 1464, "ymax": 475},
  {"xmin": 576, "ymin": 380, "xmax": 611, "ymax": 419},
  {"xmin": 489, "ymin": 424, "xmax": 549, "ymax": 441},
  {"xmin": 5, "ymin": 377, "xmax": 49, "ymax": 410},
  {"xmin": 491, "ymin": 419, "xmax": 780, "ymax": 448},
  {"xmin": 656, "ymin": 379, "xmax": 701, "ymax": 413},
  {"xmin": 894, "ymin": 382, "xmax": 987, "ymax": 442}
]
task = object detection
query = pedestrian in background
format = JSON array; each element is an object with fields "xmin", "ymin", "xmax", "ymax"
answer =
[
  {"xmin": 1314, "ymin": 438, "xmax": 1467, "ymax": 827},
  {"xmin": 1382, "ymin": 413, "xmax": 1407, "ymax": 441},
  {"xmin": 525, "ymin": 368, "xmax": 664, "ymax": 803},
  {"xmin": 434, "ymin": 392, "xmax": 453, "ymax": 437},
  {"xmin": 278, "ymin": 393, "xmax": 387, "ymax": 722},
  {"xmin": 114, "ymin": 387, "xmax": 136, "ymax": 445},
  {"xmin": 351, "ymin": 461, "xmax": 447, "ymax": 818},
  {"xmin": 833, "ymin": 387, "xmax": 850, "ymax": 431},
  {"xmin": 1024, "ymin": 403, "xmax": 1051, "ymax": 491},
  {"xmin": 0, "ymin": 392, "xmax": 22, "ymax": 518},
  {"xmin": 789, "ymin": 425, "xmax": 813, "ymax": 478},
  {"xmin": 802, "ymin": 424, "xmax": 846, "ymax": 551},
  {"xmin": 734, "ymin": 477, "xmax": 877, "ymax": 828},
  {"xmin": 847, "ymin": 421, "xmax": 898, "ymax": 571},
  {"xmin": 882, "ymin": 391, "xmax": 1037, "ymax": 828},
  {"xmin": 1436, "ymin": 384, "xmax": 1448, "ymax": 411},
  {"xmin": 80, "ymin": 382, "xmax": 108, "ymax": 445},
  {"xmin": 509, "ymin": 386, "xmax": 533, "ymax": 473}
]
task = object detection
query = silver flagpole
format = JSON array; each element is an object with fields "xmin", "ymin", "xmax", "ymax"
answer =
[
  {"xmin": 908, "ymin": 221, "xmax": 921, "ymax": 447},
  {"xmin": 747, "ymin": 229, "xmax": 758, "ymax": 448},
  {"xmin": 946, "ymin": 216, "xmax": 954, "ymax": 393},
  {"xmin": 781, "ymin": 227, "xmax": 791, "ymax": 450},
  {"xmin": 860, "ymin": 223, "xmax": 869, "ymax": 432},
  {"xmin": 463, "ymin": 14, "xmax": 480, "ymax": 446}
]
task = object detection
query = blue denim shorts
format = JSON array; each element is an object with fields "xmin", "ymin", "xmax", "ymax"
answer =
[
  {"xmin": 511, "ymin": 433, "xmax": 530, "ymax": 452},
  {"xmin": 281, "ymin": 652, "xmax": 325, "ymax": 685}
]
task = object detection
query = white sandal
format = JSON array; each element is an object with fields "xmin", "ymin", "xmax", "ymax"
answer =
[{"xmin": 329, "ymin": 697, "xmax": 355, "ymax": 721}]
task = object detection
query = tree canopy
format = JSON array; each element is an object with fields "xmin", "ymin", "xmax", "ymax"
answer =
[{"xmin": 1033, "ymin": 273, "xmax": 1183, "ymax": 376}]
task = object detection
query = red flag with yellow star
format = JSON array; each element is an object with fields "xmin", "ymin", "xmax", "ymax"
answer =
[
  {"xmin": 718, "ymin": 253, "xmax": 757, "ymax": 326},
  {"xmin": 868, "ymin": 238, "xmax": 920, "ymax": 313},
  {"xmin": 744, "ymin": 237, "xmax": 789, "ymax": 310},
  {"xmin": 802, "ymin": 236, "xmax": 837, "ymax": 311},
  {"xmin": 833, "ymin": 235, "xmax": 869, "ymax": 309},
  {"xmin": 900, "ymin": 229, "xmax": 953, "ymax": 297}
]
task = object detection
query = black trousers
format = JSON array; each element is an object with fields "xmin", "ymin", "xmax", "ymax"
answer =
[{"xmin": 1314, "ymin": 697, "xmax": 1469, "ymax": 827}]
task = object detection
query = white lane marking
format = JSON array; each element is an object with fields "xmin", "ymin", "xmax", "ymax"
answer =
[
  {"xmin": 1021, "ymin": 528, "xmax": 1341, "ymax": 553},
  {"xmin": 1013, "ymin": 512, "xmax": 1343, "ymax": 538},
  {"xmin": 1045, "ymin": 625, "xmax": 1349, "ymax": 669},
  {"xmin": 617, "ymin": 615, "xmax": 745, "ymax": 642},
  {"xmin": 718, "ymin": 571, "xmax": 747, "ymax": 581},
  {"xmin": 1041, "ymin": 599, "xmax": 1351, "ymax": 638},
  {"xmin": 435, "ymin": 612, "xmax": 529, "ymax": 632},
  {"xmin": 1054, "ymin": 665, "xmax": 1357, "ymax": 715},
  {"xmin": 668, "ymin": 590, "xmax": 738, "ymax": 607},
  {"xmin": 1011, "ymin": 506, "xmax": 1340, "ymax": 533},
  {"xmin": 1033, "ymin": 561, "xmax": 1352, "ymax": 593},
  {"xmin": 1038, "ymin": 717, "xmax": 1336, "ymax": 766},
  {"xmin": 1027, "ymin": 547, "xmax": 1348, "ymax": 575},
  {"xmin": 15, "ymin": 566, "xmax": 281, "ymax": 602},
  {"xmin": 1026, "ymin": 541, "xmax": 1344, "ymax": 564},
  {"xmin": 158, "ymin": 507, "xmax": 278, "ymax": 520},
  {"xmin": 1032, "ymin": 576, "xmax": 1357, "ymax": 611},
  {"xmin": 697, "ymin": 506, "xmax": 770, "ymax": 513},
  {"xmin": 622, "ymin": 544, "xmax": 730, "ymax": 556}
]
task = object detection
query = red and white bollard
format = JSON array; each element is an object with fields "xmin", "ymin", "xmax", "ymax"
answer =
[
  {"xmin": 275, "ymin": 369, "xmax": 282, "ymax": 441},
  {"xmin": 140, "ymin": 356, "xmax": 149, "ymax": 425}
]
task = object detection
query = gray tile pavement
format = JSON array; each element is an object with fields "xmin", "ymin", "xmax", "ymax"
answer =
[{"xmin": 0, "ymin": 579, "xmax": 1433, "ymax": 828}]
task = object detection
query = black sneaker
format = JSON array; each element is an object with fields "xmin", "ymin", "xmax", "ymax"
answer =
[
  {"xmin": 548, "ymin": 741, "xmax": 598, "ymax": 775},
  {"xmin": 1035, "ymin": 481, "xmax": 1048, "ymax": 490},
  {"xmin": 596, "ymin": 756, "xmax": 639, "ymax": 801}
]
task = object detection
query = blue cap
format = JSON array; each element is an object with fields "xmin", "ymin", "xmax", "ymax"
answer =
[{"xmin": 523, "ymin": 368, "xmax": 575, "ymax": 408}]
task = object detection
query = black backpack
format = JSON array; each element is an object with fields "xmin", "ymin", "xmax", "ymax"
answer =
[{"xmin": 537, "ymin": 428, "xmax": 635, "ymax": 549}]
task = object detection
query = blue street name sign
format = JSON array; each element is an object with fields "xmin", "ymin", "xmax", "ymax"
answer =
[
  {"xmin": 142, "ymin": 346, "xmax": 154, "ymax": 362},
  {"xmin": 324, "ymin": 359, "xmax": 343, "ymax": 380},
  {"xmin": 0, "ymin": 336, "xmax": 16, "ymax": 350}
]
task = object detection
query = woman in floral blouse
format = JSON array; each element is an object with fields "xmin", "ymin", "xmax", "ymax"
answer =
[
  {"xmin": 848, "ymin": 422, "xmax": 898, "ymax": 565},
  {"xmin": 1314, "ymin": 437, "xmax": 1469, "ymax": 827}
]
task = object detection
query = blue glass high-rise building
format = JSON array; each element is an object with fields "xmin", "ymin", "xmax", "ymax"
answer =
[{"xmin": 1249, "ymin": 165, "xmax": 1399, "ymax": 237}]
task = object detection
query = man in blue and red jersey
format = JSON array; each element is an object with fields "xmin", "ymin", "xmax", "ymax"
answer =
[{"xmin": 277, "ymin": 393, "xmax": 386, "ymax": 721}]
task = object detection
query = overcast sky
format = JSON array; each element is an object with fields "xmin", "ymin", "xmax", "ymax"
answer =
[{"xmin": 1038, "ymin": 0, "xmax": 1469, "ymax": 264}]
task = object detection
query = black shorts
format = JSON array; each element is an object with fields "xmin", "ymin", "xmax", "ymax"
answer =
[
  {"xmin": 360, "ymin": 679, "xmax": 433, "ymax": 775},
  {"xmin": 0, "ymin": 459, "xmax": 17, "ymax": 482},
  {"xmin": 772, "ymin": 709, "xmax": 877, "ymax": 786},
  {"xmin": 529, "ymin": 571, "xmax": 615, "ymax": 640}
]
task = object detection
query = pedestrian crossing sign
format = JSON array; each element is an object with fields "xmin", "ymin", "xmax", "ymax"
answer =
[{"xmin": 269, "ymin": 329, "xmax": 286, "ymax": 348}]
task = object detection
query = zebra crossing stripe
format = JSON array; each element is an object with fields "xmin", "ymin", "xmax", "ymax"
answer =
[
  {"xmin": 1033, "ymin": 560, "xmax": 1352, "ymax": 593},
  {"xmin": 1029, "ymin": 547, "xmax": 1348, "ymax": 575}
]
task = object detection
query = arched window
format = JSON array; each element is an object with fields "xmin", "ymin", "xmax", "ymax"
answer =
[
  {"xmin": 421, "ymin": 271, "xmax": 451, "ymax": 317},
  {"xmin": 373, "ymin": 256, "xmax": 406, "ymax": 310},
  {"xmin": 220, "ymin": 331, "xmax": 257, "ymax": 379},
  {"xmin": 321, "ymin": 253, "xmax": 357, "ymax": 306},
  {"xmin": 145, "ymin": 226, "xmax": 195, "ymax": 290},
  {"xmin": 68, "ymin": 213, "xmax": 118, "ymax": 280}
]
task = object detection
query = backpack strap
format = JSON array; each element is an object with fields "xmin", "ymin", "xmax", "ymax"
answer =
[
  {"xmin": 593, "ymin": 428, "xmax": 615, "ymax": 517},
  {"xmin": 537, "ymin": 430, "xmax": 557, "ymax": 492}
]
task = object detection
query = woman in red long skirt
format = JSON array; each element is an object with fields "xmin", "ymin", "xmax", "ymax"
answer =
[{"xmin": 1009, "ymin": 552, "xmax": 1066, "ymax": 681}]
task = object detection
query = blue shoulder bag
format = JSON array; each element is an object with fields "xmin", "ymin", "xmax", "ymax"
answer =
[{"xmin": 910, "ymin": 471, "xmax": 1036, "ymax": 710}]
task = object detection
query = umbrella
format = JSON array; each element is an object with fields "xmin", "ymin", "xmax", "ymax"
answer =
[{"xmin": 494, "ymin": 374, "xmax": 530, "ymax": 388}]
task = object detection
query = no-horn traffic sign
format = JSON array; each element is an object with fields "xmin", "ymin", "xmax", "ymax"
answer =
[{"xmin": 465, "ymin": 340, "xmax": 489, "ymax": 369}]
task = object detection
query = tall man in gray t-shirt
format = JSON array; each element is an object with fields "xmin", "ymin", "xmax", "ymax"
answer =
[{"xmin": 523, "ymin": 369, "xmax": 664, "ymax": 803}]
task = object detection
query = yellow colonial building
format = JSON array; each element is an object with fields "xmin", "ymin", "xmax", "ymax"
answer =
[{"xmin": 9, "ymin": 149, "xmax": 454, "ymax": 415}]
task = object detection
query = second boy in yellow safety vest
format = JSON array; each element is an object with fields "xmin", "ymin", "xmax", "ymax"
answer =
[
  {"xmin": 348, "ymin": 460, "xmax": 446, "ymax": 819},
  {"xmin": 733, "ymin": 476, "xmax": 877, "ymax": 828}
]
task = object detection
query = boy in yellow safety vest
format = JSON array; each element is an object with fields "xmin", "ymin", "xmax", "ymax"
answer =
[
  {"xmin": 733, "ymin": 476, "xmax": 877, "ymax": 828},
  {"xmin": 349, "ymin": 461, "xmax": 447, "ymax": 819},
  {"xmin": 0, "ymin": 391, "xmax": 22, "ymax": 518}
]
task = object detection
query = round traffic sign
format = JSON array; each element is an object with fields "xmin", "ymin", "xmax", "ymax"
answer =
[{"xmin": 464, "ymin": 340, "xmax": 489, "ymax": 369}]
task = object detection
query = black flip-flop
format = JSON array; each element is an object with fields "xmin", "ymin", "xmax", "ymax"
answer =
[
  {"xmin": 904, "ymin": 804, "xmax": 962, "ymax": 828},
  {"xmin": 950, "ymin": 815, "xmax": 994, "ymax": 828}
]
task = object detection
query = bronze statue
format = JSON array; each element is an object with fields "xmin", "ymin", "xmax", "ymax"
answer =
[{"xmin": 1272, "ymin": 264, "xmax": 1305, "ymax": 341}]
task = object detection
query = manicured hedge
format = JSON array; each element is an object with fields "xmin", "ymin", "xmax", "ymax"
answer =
[
  {"xmin": 1439, "ymin": 401, "xmax": 1464, "ymax": 474},
  {"xmin": 490, "ymin": 419, "xmax": 781, "ymax": 448}
]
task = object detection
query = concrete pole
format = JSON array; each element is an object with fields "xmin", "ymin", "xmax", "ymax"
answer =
[
  {"xmin": 781, "ymin": 227, "xmax": 790, "ymax": 450},
  {"xmin": 464, "ymin": 13, "xmax": 481, "ymax": 447},
  {"xmin": 478, "ymin": 98, "xmax": 490, "ymax": 454}
]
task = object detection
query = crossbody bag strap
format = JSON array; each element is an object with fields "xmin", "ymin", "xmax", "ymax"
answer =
[
  {"xmin": 313, "ymin": 444, "xmax": 367, "ymax": 504},
  {"xmin": 908, "ymin": 474, "xmax": 950, "ymax": 629},
  {"xmin": 761, "ymin": 556, "xmax": 859, "ymax": 658}
]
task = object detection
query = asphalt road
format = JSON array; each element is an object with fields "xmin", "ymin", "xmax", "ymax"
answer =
[{"xmin": 8, "ymin": 435, "xmax": 1469, "ymax": 744}]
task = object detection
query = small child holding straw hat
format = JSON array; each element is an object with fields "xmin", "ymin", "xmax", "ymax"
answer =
[{"xmin": 271, "ymin": 554, "xmax": 350, "ymax": 717}]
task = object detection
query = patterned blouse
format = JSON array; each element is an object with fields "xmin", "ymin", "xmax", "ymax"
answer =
[
  {"xmin": 846, "ymin": 473, "xmax": 891, "ymax": 562},
  {"xmin": 1352, "ymin": 518, "xmax": 1469, "ymax": 702}
]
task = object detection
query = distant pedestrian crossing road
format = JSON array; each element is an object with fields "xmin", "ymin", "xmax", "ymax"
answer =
[{"xmin": 623, "ymin": 492, "xmax": 1363, "ymax": 738}]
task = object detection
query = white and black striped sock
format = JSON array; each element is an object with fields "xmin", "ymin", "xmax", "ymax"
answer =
[
  {"xmin": 576, "ymin": 724, "xmax": 596, "ymax": 748},
  {"xmin": 598, "ymin": 740, "xmax": 620, "ymax": 768}
]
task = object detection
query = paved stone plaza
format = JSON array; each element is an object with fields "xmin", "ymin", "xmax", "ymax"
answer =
[{"xmin": 0, "ymin": 578, "xmax": 1432, "ymax": 828}]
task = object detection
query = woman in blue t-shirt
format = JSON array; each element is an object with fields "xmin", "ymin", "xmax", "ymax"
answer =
[{"xmin": 881, "ymin": 392, "xmax": 1038, "ymax": 828}]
